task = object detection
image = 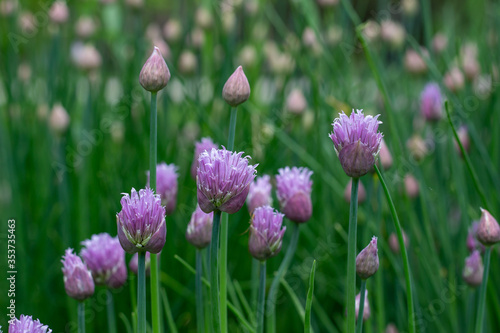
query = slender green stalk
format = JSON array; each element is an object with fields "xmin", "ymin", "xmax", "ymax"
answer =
[
  {"xmin": 475, "ymin": 247, "xmax": 491, "ymax": 333},
  {"xmin": 251, "ymin": 258, "xmax": 259, "ymax": 309},
  {"xmin": 78, "ymin": 302, "xmax": 85, "ymax": 333},
  {"xmin": 374, "ymin": 165, "xmax": 415, "ymax": 333},
  {"xmin": 107, "ymin": 289, "xmax": 117, "ymax": 333},
  {"xmin": 304, "ymin": 260, "xmax": 317, "ymax": 333},
  {"xmin": 347, "ymin": 177, "xmax": 359, "ymax": 332},
  {"xmin": 219, "ymin": 106, "xmax": 238, "ymax": 332},
  {"xmin": 138, "ymin": 252, "xmax": 146, "ymax": 333},
  {"xmin": 257, "ymin": 261, "xmax": 267, "ymax": 333},
  {"xmin": 129, "ymin": 274, "xmax": 137, "ymax": 333},
  {"xmin": 211, "ymin": 210, "xmax": 222, "ymax": 332},
  {"xmin": 356, "ymin": 280, "xmax": 367, "ymax": 333},
  {"xmin": 266, "ymin": 222, "xmax": 300, "ymax": 333},
  {"xmin": 149, "ymin": 91, "xmax": 161, "ymax": 333},
  {"xmin": 196, "ymin": 249, "xmax": 204, "ymax": 333}
]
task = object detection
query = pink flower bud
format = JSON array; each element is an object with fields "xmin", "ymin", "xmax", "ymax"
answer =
[
  {"xmin": 286, "ymin": 89, "xmax": 307, "ymax": 115},
  {"xmin": 476, "ymin": 208, "xmax": 500, "ymax": 246},
  {"xmin": 139, "ymin": 46, "xmax": 171, "ymax": 92},
  {"xmin": 222, "ymin": 66, "xmax": 251, "ymax": 107},
  {"xmin": 344, "ymin": 179, "xmax": 366, "ymax": 204},
  {"xmin": 462, "ymin": 250, "xmax": 483, "ymax": 287},
  {"xmin": 356, "ymin": 236, "xmax": 379, "ymax": 280},
  {"xmin": 404, "ymin": 174, "xmax": 419, "ymax": 199}
]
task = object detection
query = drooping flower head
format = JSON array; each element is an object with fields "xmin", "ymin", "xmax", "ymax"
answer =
[
  {"xmin": 129, "ymin": 252, "xmax": 154, "ymax": 276},
  {"xmin": 139, "ymin": 46, "xmax": 171, "ymax": 92},
  {"xmin": 197, "ymin": 148, "xmax": 257, "ymax": 214},
  {"xmin": 116, "ymin": 188, "xmax": 166, "ymax": 254},
  {"xmin": 191, "ymin": 137, "xmax": 219, "ymax": 179},
  {"xmin": 329, "ymin": 109, "xmax": 383, "ymax": 178},
  {"xmin": 147, "ymin": 162, "xmax": 179, "ymax": 215},
  {"xmin": 276, "ymin": 166, "xmax": 313, "ymax": 223},
  {"xmin": 356, "ymin": 236, "xmax": 379, "ymax": 280},
  {"xmin": 186, "ymin": 205, "xmax": 213, "ymax": 249},
  {"xmin": 462, "ymin": 250, "xmax": 483, "ymax": 287},
  {"xmin": 248, "ymin": 206, "xmax": 286, "ymax": 261},
  {"xmin": 61, "ymin": 249, "xmax": 95, "ymax": 301},
  {"xmin": 246, "ymin": 175, "xmax": 273, "ymax": 214},
  {"xmin": 420, "ymin": 83, "xmax": 443, "ymax": 121},
  {"xmin": 8, "ymin": 315, "xmax": 52, "ymax": 333},
  {"xmin": 80, "ymin": 233, "xmax": 127, "ymax": 289},
  {"xmin": 476, "ymin": 208, "xmax": 500, "ymax": 246}
]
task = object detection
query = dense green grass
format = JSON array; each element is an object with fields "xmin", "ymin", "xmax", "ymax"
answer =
[{"xmin": 1, "ymin": 0, "xmax": 500, "ymax": 332}]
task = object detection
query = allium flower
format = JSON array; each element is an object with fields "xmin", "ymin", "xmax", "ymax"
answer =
[
  {"xmin": 466, "ymin": 221, "xmax": 485, "ymax": 253},
  {"xmin": 191, "ymin": 137, "xmax": 218, "ymax": 179},
  {"xmin": 462, "ymin": 250, "xmax": 483, "ymax": 287},
  {"xmin": 61, "ymin": 249, "xmax": 95, "ymax": 301},
  {"xmin": 355, "ymin": 290, "xmax": 370, "ymax": 322},
  {"xmin": 248, "ymin": 206, "xmax": 286, "ymax": 261},
  {"xmin": 186, "ymin": 205, "xmax": 213, "ymax": 249},
  {"xmin": 276, "ymin": 167, "xmax": 313, "ymax": 223},
  {"xmin": 420, "ymin": 83, "xmax": 443, "ymax": 121},
  {"xmin": 8, "ymin": 315, "xmax": 52, "ymax": 333},
  {"xmin": 147, "ymin": 162, "xmax": 179, "ymax": 215},
  {"xmin": 139, "ymin": 46, "xmax": 171, "ymax": 92},
  {"xmin": 329, "ymin": 109, "xmax": 383, "ymax": 178},
  {"xmin": 356, "ymin": 236, "xmax": 379, "ymax": 279},
  {"xmin": 116, "ymin": 188, "xmax": 166, "ymax": 254},
  {"xmin": 129, "ymin": 252, "xmax": 153, "ymax": 275},
  {"xmin": 246, "ymin": 175, "xmax": 273, "ymax": 214},
  {"xmin": 80, "ymin": 233, "xmax": 127, "ymax": 289},
  {"xmin": 197, "ymin": 148, "xmax": 257, "ymax": 214},
  {"xmin": 476, "ymin": 208, "xmax": 500, "ymax": 246},
  {"xmin": 222, "ymin": 66, "xmax": 250, "ymax": 107}
]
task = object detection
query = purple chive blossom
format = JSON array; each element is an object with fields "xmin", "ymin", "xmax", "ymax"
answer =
[
  {"xmin": 191, "ymin": 137, "xmax": 219, "ymax": 179},
  {"xmin": 466, "ymin": 221, "xmax": 485, "ymax": 253},
  {"xmin": 248, "ymin": 206, "xmax": 286, "ymax": 261},
  {"xmin": 186, "ymin": 205, "xmax": 213, "ymax": 249},
  {"xmin": 116, "ymin": 188, "xmax": 166, "ymax": 254},
  {"xmin": 196, "ymin": 148, "xmax": 257, "ymax": 214},
  {"xmin": 147, "ymin": 162, "xmax": 179, "ymax": 215},
  {"xmin": 462, "ymin": 250, "xmax": 484, "ymax": 287},
  {"xmin": 61, "ymin": 249, "xmax": 95, "ymax": 301},
  {"xmin": 356, "ymin": 236, "xmax": 379, "ymax": 280},
  {"xmin": 276, "ymin": 166, "xmax": 313, "ymax": 223},
  {"xmin": 8, "ymin": 315, "xmax": 52, "ymax": 333},
  {"xmin": 246, "ymin": 175, "xmax": 273, "ymax": 214},
  {"xmin": 329, "ymin": 109, "xmax": 383, "ymax": 178},
  {"xmin": 80, "ymin": 233, "xmax": 127, "ymax": 289},
  {"xmin": 420, "ymin": 83, "xmax": 443, "ymax": 121},
  {"xmin": 129, "ymin": 252, "xmax": 154, "ymax": 276}
]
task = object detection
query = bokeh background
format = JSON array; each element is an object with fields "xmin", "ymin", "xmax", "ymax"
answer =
[{"xmin": 1, "ymin": 0, "xmax": 500, "ymax": 332}]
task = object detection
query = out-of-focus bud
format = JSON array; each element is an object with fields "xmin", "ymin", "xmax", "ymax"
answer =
[
  {"xmin": 316, "ymin": 0, "xmax": 339, "ymax": 7},
  {"xmin": 325, "ymin": 25, "xmax": 343, "ymax": 46},
  {"xmin": 247, "ymin": 175, "xmax": 273, "ymax": 214},
  {"xmin": 238, "ymin": 45, "xmax": 257, "ymax": 69},
  {"xmin": 454, "ymin": 126, "xmax": 470, "ymax": 156},
  {"xmin": 125, "ymin": 0, "xmax": 143, "ymax": 9},
  {"xmin": 75, "ymin": 16, "xmax": 97, "ymax": 39},
  {"xmin": 389, "ymin": 231, "xmax": 409, "ymax": 254},
  {"xmin": 362, "ymin": 20, "xmax": 380, "ymax": 43},
  {"xmin": 139, "ymin": 46, "xmax": 171, "ymax": 92},
  {"xmin": 476, "ymin": 208, "xmax": 500, "ymax": 246},
  {"xmin": 71, "ymin": 42, "xmax": 102, "ymax": 71},
  {"xmin": 466, "ymin": 221, "xmax": 485, "ymax": 253},
  {"xmin": 186, "ymin": 205, "xmax": 213, "ymax": 249},
  {"xmin": 163, "ymin": 19, "xmax": 182, "ymax": 43},
  {"xmin": 404, "ymin": 174, "xmax": 419, "ymax": 199},
  {"xmin": 377, "ymin": 138, "xmax": 393, "ymax": 170},
  {"xmin": 222, "ymin": 10, "xmax": 235, "ymax": 33},
  {"xmin": 402, "ymin": 0, "xmax": 418, "ymax": 16},
  {"xmin": 129, "ymin": 252, "xmax": 152, "ymax": 276},
  {"xmin": 462, "ymin": 250, "xmax": 483, "ymax": 287},
  {"xmin": 344, "ymin": 179, "xmax": 366, "ymax": 204},
  {"xmin": 386, "ymin": 323, "xmax": 399, "ymax": 333},
  {"xmin": 178, "ymin": 50, "xmax": 197, "ymax": 75},
  {"xmin": 420, "ymin": 83, "xmax": 443, "ymax": 121},
  {"xmin": 356, "ymin": 236, "xmax": 379, "ymax": 279},
  {"xmin": 49, "ymin": 103, "xmax": 70, "ymax": 136},
  {"xmin": 355, "ymin": 290, "xmax": 370, "ymax": 322},
  {"xmin": 404, "ymin": 49, "xmax": 428, "ymax": 74},
  {"xmin": 17, "ymin": 63, "xmax": 31, "ymax": 83},
  {"xmin": 19, "ymin": 12, "xmax": 36, "ymax": 35},
  {"xmin": 0, "ymin": 0, "xmax": 18, "ymax": 17},
  {"xmin": 473, "ymin": 75, "xmax": 493, "ymax": 99},
  {"xmin": 49, "ymin": 1, "xmax": 69, "ymax": 24},
  {"xmin": 380, "ymin": 20, "xmax": 405, "ymax": 49},
  {"xmin": 195, "ymin": 7, "xmax": 213, "ymax": 29},
  {"xmin": 432, "ymin": 33, "xmax": 448, "ymax": 54},
  {"xmin": 276, "ymin": 167, "xmax": 313, "ymax": 223},
  {"xmin": 286, "ymin": 89, "xmax": 307, "ymax": 115},
  {"xmin": 222, "ymin": 66, "xmax": 250, "ymax": 107},
  {"xmin": 444, "ymin": 67, "xmax": 465, "ymax": 92},
  {"xmin": 406, "ymin": 135, "xmax": 428, "ymax": 161}
]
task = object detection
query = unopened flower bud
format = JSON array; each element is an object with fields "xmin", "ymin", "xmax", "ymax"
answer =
[
  {"xmin": 355, "ymin": 290, "xmax": 370, "ymax": 322},
  {"xmin": 454, "ymin": 126, "xmax": 470, "ymax": 157},
  {"xmin": 186, "ymin": 205, "xmax": 213, "ymax": 249},
  {"xmin": 467, "ymin": 221, "xmax": 485, "ymax": 253},
  {"xmin": 444, "ymin": 67, "xmax": 465, "ymax": 92},
  {"xmin": 420, "ymin": 83, "xmax": 443, "ymax": 121},
  {"xmin": 356, "ymin": 236, "xmax": 379, "ymax": 279},
  {"xmin": 163, "ymin": 19, "xmax": 182, "ymax": 43},
  {"xmin": 406, "ymin": 135, "xmax": 428, "ymax": 161},
  {"xmin": 49, "ymin": 103, "xmax": 70, "ymax": 135},
  {"xmin": 49, "ymin": 1, "xmax": 68, "ymax": 24},
  {"xmin": 385, "ymin": 323, "xmax": 399, "ymax": 333},
  {"xmin": 286, "ymin": 89, "xmax": 307, "ymax": 115},
  {"xmin": 404, "ymin": 174, "xmax": 419, "ymax": 199},
  {"xmin": 476, "ymin": 208, "xmax": 500, "ymax": 246},
  {"xmin": 146, "ymin": 163, "xmax": 178, "ymax": 215},
  {"xmin": 378, "ymin": 138, "xmax": 393, "ymax": 170},
  {"xmin": 178, "ymin": 50, "xmax": 197, "ymax": 75},
  {"xmin": 247, "ymin": 175, "xmax": 273, "ymax": 214},
  {"xmin": 389, "ymin": 231, "xmax": 409, "ymax": 254},
  {"xmin": 404, "ymin": 49, "xmax": 427, "ymax": 74},
  {"xmin": 129, "ymin": 252, "xmax": 153, "ymax": 276},
  {"xmin": 222, "ymin": 66, "xmax": 250, "ymax": 107},
  {"xmin": 344, "ymin": 179, "xmax": 366, "ymax": 204},
  {"xmin": 432, "ymin": 33, "xmax": 448, "ymax": 54},
  {"xmin": 462, "ymin": 250, "xmax": 483, "ymax": 287},
  {"xmin": 139, "ymin": 46, "xmax": 171, "ymax": 92}
]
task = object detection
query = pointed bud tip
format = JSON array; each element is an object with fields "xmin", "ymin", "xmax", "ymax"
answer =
[
  {"xmin": 139, "ymin": 46, "xmax": 171, "ymax": 92},
  {"xmin": 222, "ymin": 65, "xmax": 250, "ymax": 107}
]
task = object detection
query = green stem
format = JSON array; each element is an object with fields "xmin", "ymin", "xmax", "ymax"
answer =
[
  {"xmin": 266, "ymin": 222, "xmax": 300, "ymax": 333},
  {"xmin": 138, "ymin": 252, "xmax": 146, "ymax": 333},
  {"xmin": 356, "ymin": 280, "xmax": 367, "ymax": 333},
  {"xmin": 347, "ymin": 177, "xmax": 359, "ymax": 332},
  {"xmin": 211, "ymin": 210, "xmax": 222, "ymax": 332},
  {"xmin": 107, "ymin": 290, "xmax": 117, "ymax": 333},
  {"xmin": 257, "ymin": 261, "xmax": 266, "ymax": 333},
  {"xmin": 149, "ymin": 91, "xmax": 160, "ymax": 333},
  {"xmin": 196, "ymin": 249, "xmax": 204, "ymax": 333},
  {"xmin": 219, "ymin": 106, "xmax": 238, "ymax": 332},
  {"xmin": 251, "ymin": 258, "xmax": 259, "ymax": 310},
  {"xmin": 475, "ymin": 247, "xmax": 491, "ymax": 333},
  {"xmin": 78, "ymin": 302, "xmax": 85, "ymax": 333},
  {"xmin": 374, "ymin": 165, "xmax": 415, "ymax": 333}
]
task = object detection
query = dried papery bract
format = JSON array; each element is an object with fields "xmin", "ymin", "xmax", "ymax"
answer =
[
  {"xmin": 139, "ymin": 46, "xmax": 171, "ymax": 92},
  {"xmin": 222, "ymin": 66, "xmax": 250, "ymax": 107}
]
